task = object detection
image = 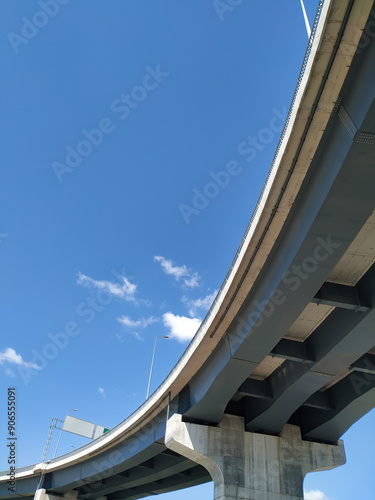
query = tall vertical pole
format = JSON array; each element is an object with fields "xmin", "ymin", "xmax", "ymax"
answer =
[
  {"xmin": 300, "ymin": 0, "xmax": 311, "ymax": 38},
  {"xmin": 146, "ymin": 336, "xmax": 169, "ymax": 399}
]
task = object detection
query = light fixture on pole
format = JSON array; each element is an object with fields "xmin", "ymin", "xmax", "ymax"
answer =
[
  {"xmin": 146, "ymin": 336, "xmax": 169, "ymax": 399},
  {"xmin": 53, "ymin": 408, "xmax": 77, "ymax": 458}
]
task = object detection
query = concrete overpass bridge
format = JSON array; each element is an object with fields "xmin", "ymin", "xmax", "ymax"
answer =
[{"xmin": 2, "ymin": 0, "xmax": 375, "ymax": 498}]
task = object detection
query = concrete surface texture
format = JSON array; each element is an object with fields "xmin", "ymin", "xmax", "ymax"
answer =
[{"xmin": 165, "ymin": 413, "xmax": 346, "ymax": 500}]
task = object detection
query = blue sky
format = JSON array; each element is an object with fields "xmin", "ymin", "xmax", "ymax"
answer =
[{"xmin": 0, "ymin": 1, "xmax": 374, "ymax": 499}]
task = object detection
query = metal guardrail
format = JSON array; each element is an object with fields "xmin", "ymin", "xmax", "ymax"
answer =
[{"xmin": 0, "ymin": 0, "xmax": 326, "ymax": 478}]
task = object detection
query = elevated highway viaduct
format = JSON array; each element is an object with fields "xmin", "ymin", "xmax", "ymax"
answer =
[{"xmin": 2, "ymin": 0, "xmax": 375, "ymax": 498}]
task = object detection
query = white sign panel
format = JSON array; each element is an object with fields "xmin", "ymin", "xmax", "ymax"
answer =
[
  {"xmin": 92, "ymin": 425, "xmax": 106, "ymax": 440},
  {"xmin": 62, "ymin": 415, "xmax": 95, "ymax": 439}
]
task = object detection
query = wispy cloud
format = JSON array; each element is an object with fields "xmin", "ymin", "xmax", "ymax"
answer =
[
  {"xmin": 182, "ymin": 290, "xmax": 218, "ymax": 317},
  {"xmin": 5, "ymin": 368, "xmax": 16, "ymax": 378},
  {"xmin": 117, "ymin": 315, "xmax": 157, "ymax": 342},
  {"xmin": 117, "ymin": 316, "xmax": 158, "ymax": 328},
  {"xmin": 98, "ymin": 387, "xmax": 105, "ymax": 397},
  {"xmin": 304, "ymin": 491, "xmax": 330, "ymax": 500},
  {"xmin": 0, "ymin": 347, "xmax": 40, "ymax": 370},
  {"xmin": 129, "ymin": 331, "xmax": 144, "ymax": 341},
  {"xmin": 114, "ymin": 333, "xmax": 124, "ymax": 343},
  {"xmin": 163, "ymin": 312, "xmax": 201, "ymax": 342},
  {"xmin": 154, "ymin": 256, "xmax": 200, "ymax": 288},
  {"xmin": 77, "ymin": 272, "xmax": 137, "ymax": 301}
]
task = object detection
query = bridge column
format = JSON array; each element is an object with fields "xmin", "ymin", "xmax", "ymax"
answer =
[
  {"xmin": 34, "ymin": 489, "xmax": 78, "ymax": 500},
  {"xmin": 165, "ymin": 413, "xmax": 345, "ymax": 500}
]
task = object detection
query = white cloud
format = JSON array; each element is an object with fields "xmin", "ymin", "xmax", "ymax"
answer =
[
  {"xmin": 304, "ymin": 490, "xmax": 330, "ymax": 500},
  {"xmin": 98, "ymin": 387, "xmax": 105, "ymax": 396},
  {"xmin": 129, "ymin": 331, "xmax": 144, "ymax": 341},
  {"xmin": 117, "ymin": 316, "xmax": 157, "ymax": 342},
  {"xmin": 163, "ymin": 312, "xmax": 201, "ymax": 342},
  {"xmin": 117, "ymin": 315, "xmax": 158, "ymax": 329},
  {"xmin": 154, "ymin": 256, "xmax": 200, "ymax": 288},
  {"xmin": 5, "ymin": 368, "xmax": 16, "ymax": 378},
  {"xmin": 154, "ymin": 255, "xmax": 187, "ymax": 279},
  {"xmin": 182, "ymin": 290, "xmax": 218, "ymax": 317},
  {"xmin": 182, "ymin": 272, "xmax": 200, "ymax": 288},
  {"xmin": 0, "ymin": 347, "xmax": 40, "ymax": 370},
  {"xmin": 77, "ymin": 272, "xmax": 137, "ymax": 301}
]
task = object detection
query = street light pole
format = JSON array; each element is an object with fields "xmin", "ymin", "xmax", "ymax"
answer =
[
  {"xmin": 52, "ymin": 408, "xmax": 77, "ymax": 458},
  {"xmin": 299, "ymin": 0, "xmax": 311, "ymax": 38},
  {"xmin": 146, "ymin": 336, "xmax": 169, "ymax": 399}
]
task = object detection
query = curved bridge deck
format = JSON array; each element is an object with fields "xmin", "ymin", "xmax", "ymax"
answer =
[{"xmin": 2, "ymin": 0, "xmax": 375, "ymax": 498}]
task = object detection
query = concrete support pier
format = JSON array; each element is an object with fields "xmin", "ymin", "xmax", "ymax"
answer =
[
  {"xmin": 165, "ymin": 414, "xmax": 345, "ymax": 500},
  {"xmin": 34, "ymin": 489, "xmax": 80, "ymax": 500}
]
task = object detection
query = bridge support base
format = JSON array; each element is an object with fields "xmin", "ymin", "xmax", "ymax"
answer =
[
  {"xmin": 34, "ymin": 489, "xmax": 79, "ymax": 500},
  {"xmin": 165, "ymin": 413, "xmax": 345, "ymax": 500}
]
